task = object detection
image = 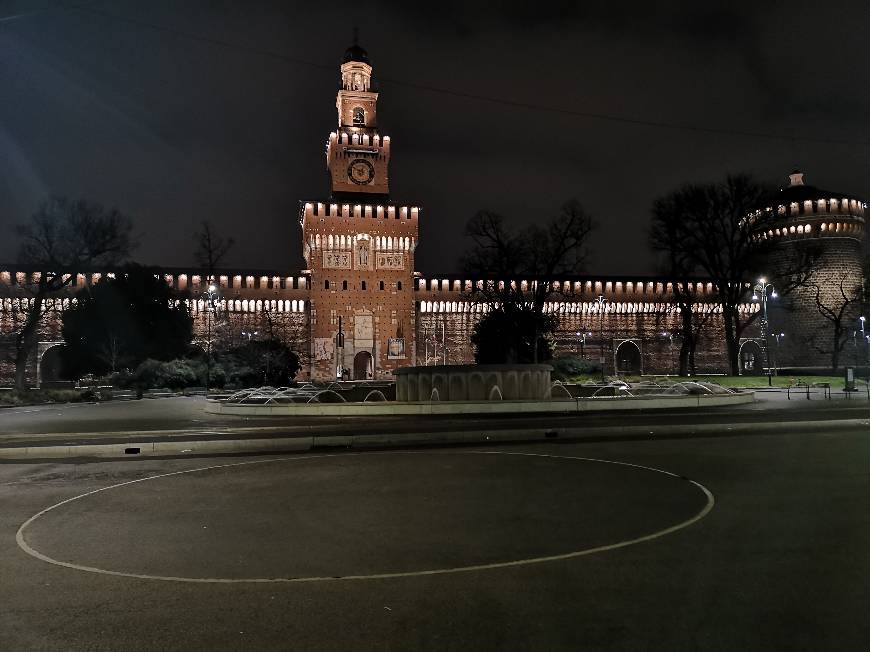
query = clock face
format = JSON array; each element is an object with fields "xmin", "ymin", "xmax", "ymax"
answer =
[{"xmin": 348, "ymin": 158, "xmax": 374, "ymax": 185}]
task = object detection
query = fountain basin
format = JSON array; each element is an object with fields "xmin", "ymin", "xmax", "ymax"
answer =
[{"xmin": 394, "ymin": 364, "xmax": 552, "ymax": 402}]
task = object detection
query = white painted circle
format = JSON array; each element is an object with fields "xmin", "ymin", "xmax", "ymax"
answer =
[{"xmin": 16, "ymin": 451, "xmax": 714, "ymax": 583}]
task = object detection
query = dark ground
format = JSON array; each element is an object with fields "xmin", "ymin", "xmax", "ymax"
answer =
[
  {"xmin": 1, "ymin": 392, "xmax": 869, "ymax": 446},
  {"xmin": 2, "ymin": 423, "xmax": 869, "ymax": 650}
]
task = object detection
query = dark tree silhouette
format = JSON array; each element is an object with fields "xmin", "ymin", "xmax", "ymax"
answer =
[
  {"xmin": 60, "ymin": 265, "xmax": 192, "ymax": 379},
  {"xmin": 649, "ymin": 175, "xmax": 816, "ymax": 375},
  {"xmin": 462, "ymin": 200, "xmax": 594, "ymax": 363},
  {"xmin": 218, "ymin": 338, "xmax": 301, "ymax": 387},
  {"xmin": 808, "ymin": 275, "xmax": 864, "ymax": 371},
  {"xmin": 471, "ymin": 307, "xmax": 558, "ymax": 364},
  {"xmin": 650, "ymin": 192, "xmax": 717, "ymax": 375},
  {"xmin": 193, "ymin": 220, "xmax": 234, "ymax": 281},
  {"xmin": 13, "ymin": 197, "xmax": 135, "ymax": 390}
]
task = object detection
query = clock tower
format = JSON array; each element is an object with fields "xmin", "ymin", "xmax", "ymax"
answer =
[
  {"xmin": 326, "ymin": 43, "xmax": 390, "ymax": 198},
  {"xmin": 300, "ymin": 42, "xmax": 418, "ymax": 381}
]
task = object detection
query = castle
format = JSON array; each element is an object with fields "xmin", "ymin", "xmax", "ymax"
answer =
[{"xmin": 1, "ymin": 43, "xmax": 866, "ymax": 385}]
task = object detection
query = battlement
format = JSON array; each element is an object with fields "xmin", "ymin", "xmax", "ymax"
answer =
[
  {"xmin": 414, "ymin": 275, "xmax": 732, "ymax": 301},
  {"xmin": 413, "ymin": 275, "xmax": 757, "ymax": 316},
  {"xmin": 746, "ymin": 194, "xmax": 864, "ymax": 227},
  {"xmin": 0, "ymin": 266, "xmax": 310, "ymax": 298},
  {"xmin": 416, "ymin": 298, "xmax": 757, "ymax": 317},
  {"xmin": 328, "ymin": 130, "xmax": 389, "ymax": 149},
  {"xmin": 326, "ymin": 131, "xmax": 390, "ymax": 168},
  {"xmin": 300, "ymin": 201, "xmax": 419, "ymax": 224}
]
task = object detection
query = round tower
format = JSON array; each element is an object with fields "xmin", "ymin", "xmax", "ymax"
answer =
[{"xmin": 748, "ymin": 171, "xmax": 866, "ymax": 371}]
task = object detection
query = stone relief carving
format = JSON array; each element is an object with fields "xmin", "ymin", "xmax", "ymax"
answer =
[
  {"xmin": 376, "ymin": 253, "xmax": 404, "ymax": 270},
  {"xmin": 323, "ymin": 251, "xmax": 352, "ymax": 269}
]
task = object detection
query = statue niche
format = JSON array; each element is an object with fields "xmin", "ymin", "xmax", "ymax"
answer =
[{"xmin": 356, "ymin": 238, "xmax": 371, "ymax": 269}]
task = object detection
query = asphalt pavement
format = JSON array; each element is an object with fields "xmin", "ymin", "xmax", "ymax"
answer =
[
  {"xmin": 2, "ymin": 429, "xmax": 868, "ymax": 650},
  {"xmin": 1, "ymin": 391, "xmax": 869, "ymax": 454}
]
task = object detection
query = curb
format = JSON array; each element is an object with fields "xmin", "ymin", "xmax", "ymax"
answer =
[{"xmin": 1, "ymin": 418, "xmax": 867, "ymax": 460}]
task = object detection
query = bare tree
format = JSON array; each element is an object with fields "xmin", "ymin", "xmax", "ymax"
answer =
[
  {"xmin": 464, "ymin": 200, "xmax": 594, "ymax": 311},
  {"xmin": 462, "ymin": 200, "xmax": 594, "ymax": 363},
  {"xmin": 13, "ymin": 197, "xmax": 135, "ymax": 390},
  {"xmin": 651, "ymin": 193, "xmax": 717, "ymax": 375},
  {"xmin": 649, "ymin": 174, "xmax": 817, "ymax": 375},
  {"xmin": 808, "ymin": 276, "xmax": 864, "ymax": 371},
  {"xmin": 193, "ymin": 220, "xmax": 234, "ymax": 281}
]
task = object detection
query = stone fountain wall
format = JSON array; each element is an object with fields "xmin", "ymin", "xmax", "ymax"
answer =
[{"xmin": 393, "ymin": 364, "xmax": 552, "ymax": 402}]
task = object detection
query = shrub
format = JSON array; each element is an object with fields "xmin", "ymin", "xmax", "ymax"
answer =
[{"xmin": 550, "ymin": 355, "xmax": 602, "ymax": 381}]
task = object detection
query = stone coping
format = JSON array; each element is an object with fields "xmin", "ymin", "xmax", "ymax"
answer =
[
  {"xmin": 206, "ymin": 391, "xmax": 754, "ymax": 417},
  {"xmin": 393, "ymin": 364, "xmax": 553, "ymax": 375}
]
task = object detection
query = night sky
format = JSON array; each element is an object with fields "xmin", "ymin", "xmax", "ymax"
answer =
[{"xmin": 1, "ymin": 0, "xmax": 868, "ymax": 276}]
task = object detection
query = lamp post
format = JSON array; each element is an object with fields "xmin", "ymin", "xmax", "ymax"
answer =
[
  {"xmin": 576, "ymin": 331, "xmax": 592, "ymax": 359},
  {"xmin": 773, "ymin": 332, "xmax": 785, "ymax": 376},
  {"xmin": 663, "ymin": 331, "xmax": 675, "ymax": 375},
  {"xmin": 752, "ymin": 278, "xmax": 777, "ymax": 386},
  {"xmin": 205, "ymin": 284, "xmax": 219, "ymax": 396},
  {"xmin": 860, "ymin": 316, "xmax": 866, "ymax": 367},
  {"xmin": 595, "ymin": 295, "xmax": 607, "ymax": 382},
  {"xmin": 336, "ymin": 316, "xmax": 344, "ymax": 379}
]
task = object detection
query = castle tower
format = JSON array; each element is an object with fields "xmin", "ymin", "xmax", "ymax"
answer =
[
  {"xmin": 749, "ymin": 171, "xmax": 866, "ymax": 370},
  {"xmin": 327, "ymin": 42, "xmax": 390, "ymax": 198},
  {"xmin": 300, "ymin": 43, "xmax": 418, "ymax": 381}
]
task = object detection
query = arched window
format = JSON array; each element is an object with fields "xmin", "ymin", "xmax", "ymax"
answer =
[{"xmin": 353, "ymin": 107, "xmax": 365, "ymax": 126}]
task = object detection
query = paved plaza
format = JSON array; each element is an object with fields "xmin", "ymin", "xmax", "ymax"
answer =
[{"xmin": 1, "ymin": 399, "xmax": 869, "ymax": 649}]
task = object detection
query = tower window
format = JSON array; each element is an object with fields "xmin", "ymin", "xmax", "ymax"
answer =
[
  {"xmin": 353, "ymin": 107, "xmax": 365, "ymax": 126},
  {"xmin": 342, "ymin": 280, "xmax": 348, "ymax": 290},
  {"xmin": 379, "ymin": 281, "xmax": 385, "ymax": 291},
  {"xmin": 397, "ymin": 281, "xmax": 403, "ymax": 291},
  {"xmin": 325, "ymin": 280, "xmax": 330, "ymax": 290},
  {"xmin": 361, "ymin": 281, "xmax": 366, "ymax": 290}
]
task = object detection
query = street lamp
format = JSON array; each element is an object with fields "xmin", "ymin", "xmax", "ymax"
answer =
[
  {"xmin": 595, "ymin": 295, "xmax": 607, "ymax": 382},
  {"xmin": 752, "ymin": 277, "xmax": 777, "ymax": 386},
  {"xmin": 576, "ymin": 331, "xmax": 592, "ymax": 359},
  {"xmin": 663, "ymin": 331, "xmax": 675, "ymax": 375},
  {"xmin": 773, "ymin": 332, "xmax": 785, "ymax": 376},
  {"xmin": 204, "ymin": 283, "xmax": 219, "ymax": 395}
]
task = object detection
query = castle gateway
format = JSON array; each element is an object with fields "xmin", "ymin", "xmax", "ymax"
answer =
[{"xmin": 0, "ymin": 43, "xmax": 866, "ymax": 384}]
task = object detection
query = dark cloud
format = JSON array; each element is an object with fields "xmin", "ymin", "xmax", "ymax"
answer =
[{"xmin": 0, "ymin": 0, "xmax": 868, "ymax": 276}]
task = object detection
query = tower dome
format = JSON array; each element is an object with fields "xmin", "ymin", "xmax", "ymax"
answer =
[{"xmin": 343, "ymin": 43, "xmax": 369, "ymax": 64}]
